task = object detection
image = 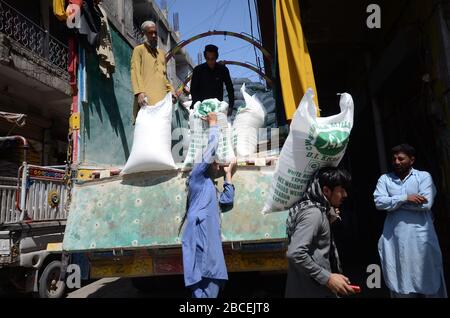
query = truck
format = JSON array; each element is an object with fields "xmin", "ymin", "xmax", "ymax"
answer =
[
  {"xmin": 55, "ymin": 8, "xmax": 291, "ymax": 295},
  {"xmin": 1, "ymin": 1, "xmax": 290, "ymax": 298},
  {"xmin": 0, "ymin": 135, "xmax": 69, "ymax": 298}
]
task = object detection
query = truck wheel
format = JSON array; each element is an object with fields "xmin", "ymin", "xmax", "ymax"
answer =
[{"xmin": 38, "ymin": 260, "xmax": 67, "ymax": 298}]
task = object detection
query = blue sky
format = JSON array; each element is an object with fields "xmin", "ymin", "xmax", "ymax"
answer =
[{"xmin": 158, "ymin": 0, "xmax": 265, "ymax": 82}]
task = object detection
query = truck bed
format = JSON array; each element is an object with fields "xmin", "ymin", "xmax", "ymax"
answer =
[{"xmin": 62, "ymin": 166, "xmax": 288, "ymax": 252}]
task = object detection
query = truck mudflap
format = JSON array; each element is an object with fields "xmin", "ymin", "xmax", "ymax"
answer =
[
  {"xmin": 63, "ymin": 167, "xmax": 289, "ymax": 252},
  {"xmin": 88, "ymin": 242, "xmax": 287, "ymax": 279}
]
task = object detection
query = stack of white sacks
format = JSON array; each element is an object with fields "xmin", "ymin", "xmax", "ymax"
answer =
[
  {"xmin": 231, "ymin": 83, "xmax": 266, "ymax": 159},
  {"xmin": 121, "ymin": 82, "xmax": 355, "ymax": 220},
  {"xmin": 226, "ymin": 78, "xmax": 280, "ymax": 160},
  {"xmin": 121, "ymin": 79, "xmax": 278, "ymax": 174},
  {"xmin": 225, "ymin": 78, "xmax": 277, "ymax": 128}
]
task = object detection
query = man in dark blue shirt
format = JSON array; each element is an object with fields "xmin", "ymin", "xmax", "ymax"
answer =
[{"xmin": 190, "ymin": 45, "xmax": 235, "ymax": 116}]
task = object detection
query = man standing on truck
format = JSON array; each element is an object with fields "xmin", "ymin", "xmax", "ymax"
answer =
[
  {"xmin": 180, "ymin": 112, "xmax": 236, "ymax": 298},
  {"xmin": 285, "ymin": 167, "xmax": 356, "ymax": 298},
  {"xmin": 374, "ymin": 144, "xmax": 447, "ymax": 298},
  {"xmin": 130, "ymin": 20, "xmax": 175, "ymax": 122},
  {"xmin": 190, "ymin": 45, "xmax": 235, "ymax": 116}
]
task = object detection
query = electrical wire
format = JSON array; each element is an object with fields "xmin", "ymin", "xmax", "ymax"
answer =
[
  {"xmin": 209, "ymin": 0, "xmax": 221, "ymax": 31},
  {"xmin": 167, "ymin": 0, "xmax": 177, "ymax": 12},
  {"xmin": 253, "ymin": 0, "xmax": 263, "ymax": 81},
  {"xmin": 182, "ymin": 0, "xmax": 230, "ymax": 39},
  {"xmin": 221, "ymin": 43, "xmax": 252, "ymax": 55},
  {"xmin": 247, "ymin": 0, "xmax": 262, "ymax": 80},
  {"xmin": 213, "ymin": 0, "xmax": 232, "ymax": 31},
  {"xmin": 253, "ymin": 0, "xmax": 262, "ymax": 43},
  {"xmin": 198, "ymin": 0, "xmax": 221, "ymax": 55}
]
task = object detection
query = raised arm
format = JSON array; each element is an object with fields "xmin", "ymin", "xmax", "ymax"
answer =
[
  {"xmin": 190, "ymin": 113, "xmax": 219, "ymax": 177},
  {"xmin": 219, "ymin": 159, "xmax": 237, "ymax": 206},
  {"xmin": 224, "ymin": 67, "xmax": 234, "ymax": 114},
  {"xmin": 190, "ymin": 67, "xmax": 200, "ymax": 108}
]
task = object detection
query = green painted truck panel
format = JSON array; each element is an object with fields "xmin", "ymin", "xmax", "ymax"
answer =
[
  {"xmin": 62, "ymin": 168, "xmax": 287, "ymax": 252},
  {"xmin": 64, "ymin": 25, "xmax": 287, "ymax": 253}
]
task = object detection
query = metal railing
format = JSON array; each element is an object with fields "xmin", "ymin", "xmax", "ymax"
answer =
[
  {"xmin": 0, "ymin": 0, "xmax": 68, "ymax": 73},
  {"xmin": 24, "ymin": 174, "xmax": 68, "ymax": 221},
  {"xmin": 0, "ymin": 177, "xmax": 19, "ymax": 223},
  {"xmin": 0, "ymin": 166, "xmax": 69, "ymax": 224}
]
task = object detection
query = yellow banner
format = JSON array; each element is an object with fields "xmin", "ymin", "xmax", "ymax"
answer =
[{"xmin": 276, "ymin": 0, "xmax": 319, "ymax": 119}]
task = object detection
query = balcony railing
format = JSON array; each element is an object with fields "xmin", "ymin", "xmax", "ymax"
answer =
[{"xmin": 0, "ymin": 0, "xmax": 68, "ymax": 74}]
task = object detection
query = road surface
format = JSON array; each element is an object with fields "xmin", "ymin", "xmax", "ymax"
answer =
[{"xmin": 67, "ymin": 272, "xmax": 287, "ymax": 298}]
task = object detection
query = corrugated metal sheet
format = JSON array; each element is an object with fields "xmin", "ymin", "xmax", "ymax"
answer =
[{"xmin": 0, "ymin": 177, "xmax": 19, "ymax": 223}]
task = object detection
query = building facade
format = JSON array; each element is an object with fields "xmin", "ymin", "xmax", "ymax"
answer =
[{"xmin": 0, "ymin": 0, "xmax": 193, "ymax": 175}]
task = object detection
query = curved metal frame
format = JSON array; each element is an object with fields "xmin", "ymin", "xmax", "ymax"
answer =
[
  {"xmin": 165, "ymin": 30, "xmax": 272, "ymax": 64},
  {"xmin": 177, "ymin": 60, "xmax": 273, "ymax": 95}
]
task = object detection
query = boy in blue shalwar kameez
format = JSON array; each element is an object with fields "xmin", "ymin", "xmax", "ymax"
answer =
[{"xmin": 180, "ymin": 112, "xmax": 236, "ymax": 298}]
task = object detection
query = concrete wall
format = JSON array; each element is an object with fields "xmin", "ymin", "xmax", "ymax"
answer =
[
  {"xmin": 102, "ymin": 0, "xmax": 137, "ymax": 46},
  {"xmin": 131, "ymin": 0, "xmax": 193, "ymax": 89}
]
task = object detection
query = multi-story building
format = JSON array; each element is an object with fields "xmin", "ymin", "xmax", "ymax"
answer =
[
  {"xmin": 101, "ymin": 0, "xmax": 193, "ymax": 92},
  {"xmin": 0, "ymin": 0, "xmax": 193, "ymax": 176},
  {"xmin": 0, "ymin": 0, "xmax": 71, "ymax": 173}
]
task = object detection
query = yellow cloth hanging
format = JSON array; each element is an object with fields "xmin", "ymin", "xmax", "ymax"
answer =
[
  {"xmin": 276, "ymin": 0, "xmax": 319, "ymax": 119},
  {"xmin": 53, "ymin": 0, "xmax": 68, "ymax": 22}
]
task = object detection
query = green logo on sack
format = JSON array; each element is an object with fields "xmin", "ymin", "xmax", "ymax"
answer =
[{"xmin": 313, "ymin": 130, "xmax": 349, "ymax": 156}]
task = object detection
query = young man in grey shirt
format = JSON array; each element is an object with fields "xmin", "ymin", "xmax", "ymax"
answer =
[{"xmin": 285, "ymin": 167, "xmax": 356, "ymax": 298}]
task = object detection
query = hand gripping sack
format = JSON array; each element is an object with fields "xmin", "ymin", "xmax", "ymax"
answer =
[
  {"xmin": 182, "ymin": 99, "xmax": 235, "ymax": 170},
  {"xmin": 232, "ymin": 83, "xmax": 266, "ymax": 158},
  {"xmin": 121, "ymin": 93, "xmax": 177, "ymax": 174},
  {"xmin": 262, "ymin": 89, "xmax": 354, "ymax": 213}
]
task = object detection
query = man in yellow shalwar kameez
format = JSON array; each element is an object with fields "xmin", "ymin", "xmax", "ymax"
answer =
[{"xmin": 130, "ymin": 20, "xmax": 174, "ymax": 122}]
